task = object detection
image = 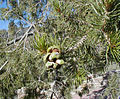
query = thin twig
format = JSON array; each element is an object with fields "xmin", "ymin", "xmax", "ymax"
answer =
[
  {"xmin": 18, "ymin": 15, "xmax": 31, "ymax": 25},
  {"xmin": 18, "ymin": 15, "xmax": 40, "ymax": 34},
  {"xmin": 3, "ymin": 10, "xmax": 12, "ymax": 18},
  {"xmin": 6, "ymin": 26, "xmax": 33, "ymax": 53},
  {"xmin": 32, "ymin": 24, "xmax": 40, "ymax": 34},
  {"xmin": 68, "ymin": 35, "xmax": 87, "ymax": 51},
  {"xmin": 7, "ymin": 31, "xmax": 33, "ymax": 46},
  {"xmin": 0, "ymin": 61, "xmax": 8, "ymax": 71}
]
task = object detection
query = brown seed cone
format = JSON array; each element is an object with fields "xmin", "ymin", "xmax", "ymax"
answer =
[{"xmin": 52, "ymin": 48, "xmax": 60, "ymax": 53}]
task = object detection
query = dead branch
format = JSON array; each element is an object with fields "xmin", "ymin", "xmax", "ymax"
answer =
[
  {"xmin": 0, "ymin": 61, "xmax": 8, "ymax": 71},
  {"xmin": 7, "ymin": 32, "xmax": 33, "ymax": 46},
  {"xmin": 68, "ymin": 35, "xmax": 87, "ymax": 51}
]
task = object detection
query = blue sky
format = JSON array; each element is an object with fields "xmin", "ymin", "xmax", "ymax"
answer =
[
  {"xmin": 0, "ymin": 0, "xmax": 9, "ymax": 30},
  {"xmin": 0, "ymin": 0, "xmax": 47, "ymax": 30},
  {"xmin": 0, "ymin": 20, "xmax": 9, "ymax": 30}
]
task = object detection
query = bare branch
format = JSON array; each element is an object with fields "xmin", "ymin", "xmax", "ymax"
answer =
[
  {"xmin": 18, "ymin": 15, "xmax": 40, "ymax": 34},
  {"xmin": 18, "ymin": 15, "xmax": 32, "ymax": 26},
  {"xmin": 7, "ymin": 32, "xmax": 33, "ymax": 46},
  {"xmin": 0, "ymin": 61, "xmax": 8, "ymax": 71},
  {"xmin": 5, "ymin": 25, "xmax": 34, "ymax": 53},
  {"xmin": 3, "ymin": 10, "xmax": 12, "ymax": 18},
  {"xmin": 68, "ymin": 35, "xmax": 87, "ymax": 51}
]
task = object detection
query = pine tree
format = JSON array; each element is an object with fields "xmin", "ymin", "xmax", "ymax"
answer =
[{"xmin": 0, "ymin": 0, "xmax": 120, "ymax": 98}]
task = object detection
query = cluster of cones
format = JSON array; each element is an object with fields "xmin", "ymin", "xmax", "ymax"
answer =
[{"xmin": 44, "ymin": 46, "xmax": 64, "ymax": 70}]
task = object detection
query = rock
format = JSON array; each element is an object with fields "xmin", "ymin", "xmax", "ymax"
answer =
[{"xmin": 17, "ymin": 87, "xmax": 28, "ymax": 99}]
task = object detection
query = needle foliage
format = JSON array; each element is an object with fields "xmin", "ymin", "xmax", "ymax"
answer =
[{"xmin": 0, "ymin": 0, "xmax": 120, "ymax": 98}]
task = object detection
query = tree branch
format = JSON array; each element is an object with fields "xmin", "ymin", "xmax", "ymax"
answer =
[
  {"xmin": 68, "ymin": 35, "xmax": 87, "ymax": 51},
  {"xmin": 0, "ymin": 61, "xmax": 8, "ymax": 71},
  {"xmin": 7, "ymin": 32, "xmax": 33, "ymax": 46}
]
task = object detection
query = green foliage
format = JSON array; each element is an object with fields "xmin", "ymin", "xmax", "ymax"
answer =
[
  {"xmin": 34, "ymin": 33, "xmax": 62, "ymax": 54},
  {"xmin": 106, "ymin": 32, "xmax": 120, "ymax": 62},
  {"xmin": 0, "ymin": 0, "xmax": 120, "ymax": 98},
  {"xmin": 87, "ymin": 0, "xmax": 120, "ymax": 62},
  {"xmin": 8, "ymin": 21, "xmax": 17, "ymax": 35},
  {"xmin": 102, "ymin": 71, "xmax": 120, "ymax": 98},
  {"xmin": 0, "ymin": 49, "xmax": 48, "ymax": 97},
  {"xmin": 34, "ymin": 33, "xmax": 50, "ymax": 54}
]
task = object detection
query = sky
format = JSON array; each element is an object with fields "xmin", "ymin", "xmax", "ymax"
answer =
[
  {"xmin": 0, "ymin": 0, "xmax": 47, "ymax": 30},
  {"xmin": 0, "ymin": 0, "xmax": 9, "ymax": 30}
]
